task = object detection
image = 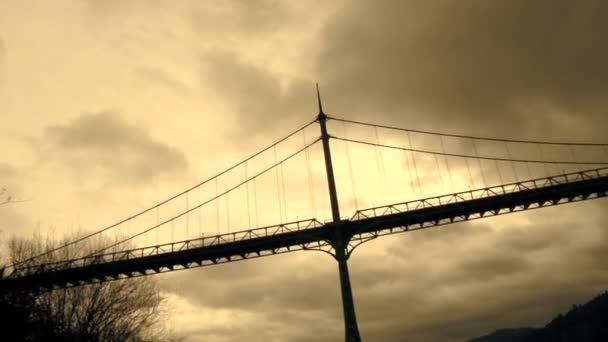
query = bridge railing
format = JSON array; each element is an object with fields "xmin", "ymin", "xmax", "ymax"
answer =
[
  {"xmin": 11, "ymin": 218, "xmax": 324, "ymax": 277},
  {"xmin": 351, "ymin": 167, "xmax": 608, "ymax": 221}
]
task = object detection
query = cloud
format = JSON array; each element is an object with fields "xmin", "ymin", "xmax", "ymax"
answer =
[
  {"xmin": 0, "ymin": 162, "xmax": 14, "ymax": 178},
  {"xmin": 81, "ymin": 0, "xmax": 139, "ymax": 16},
  {"xmin": 160, "ymin": 252, "xmax": 340, "ymax": 312},
  {"xmin": 0, "ymin": 36, "xmax": 4, "ymax": 82},
  {"xmin": 317, "ymin": 0, "xmax": 608, "ymax": 140},
  {"xmin": 0, "ymin": 163, "xmax": 35, "ymax": 250},
  {"xmin": 0, "ymin": 205, "xmax": 33, "ymax": 244},
  {"xmin": 159, "ymin": 252, "xmax": 344, "ymax": 341},
  {"xmin": 200, "ymin": 52, "xmax": 317, "ymax": 137},
  {"xmin": 44, "ymin": 111, "xmax": 188, "ymax": 186},
  {"xmin": 192, "ymin": 0, "xmax": 293, "ymax": 37},
  {"xmin": 134, "ymin": 66, "xmax": 190, "ymax": 94}
]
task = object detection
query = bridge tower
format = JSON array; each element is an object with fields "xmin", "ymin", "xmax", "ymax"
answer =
[{"xmin": 316, "ymin": 85, "xmax": 362, "ymax": 342}]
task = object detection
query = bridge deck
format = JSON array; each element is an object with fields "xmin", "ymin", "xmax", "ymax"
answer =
[{"xmin": 3, "ymin": 168, "xmax": 607, "ymax": 290}]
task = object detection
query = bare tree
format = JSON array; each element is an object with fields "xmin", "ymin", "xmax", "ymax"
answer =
[
  {"xmin": 0, "ymin": 187, "xmax": 29, "ymax": 207},
  {"xmin": 2, "ymin": 233, "xmax": 173, "ymax": 342}
]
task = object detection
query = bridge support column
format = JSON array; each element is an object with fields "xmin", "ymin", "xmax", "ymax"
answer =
[
  {"xmin": 316, "ymin": 90, "xmax": 363, "ymax": 341},
  {"xmin": 334, "ymin": 236, "xmax": 362, "ymax": 342}
]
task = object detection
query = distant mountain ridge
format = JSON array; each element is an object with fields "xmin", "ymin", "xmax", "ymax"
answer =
[
  {"xmin": 469, "ymin": 290, "xmax": 608, "ymax": 342},
  {"xmin": 469, "ymin": 328, "xmax": 537, "ymax": 342}
]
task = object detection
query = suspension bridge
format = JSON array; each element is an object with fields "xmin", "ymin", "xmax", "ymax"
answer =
[{"xmin": 2, "ymin": 90, "xmax": 608, "ymax": 342}]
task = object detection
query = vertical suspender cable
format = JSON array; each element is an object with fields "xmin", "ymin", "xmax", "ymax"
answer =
[
  {"xmin": 215, "ymin": 178, "xmax": 220, "ymax": 234},
  {"xmin": 403, "ymin": 146, "xmax": 414, "ymax": 195},
  {"xmin": 343, "ymin": 122, "xmax": 359, "ymax": 210},
  {"xmin": 464, "ymin": 156, "xmax": 475, "ymax": 189},
  {"xmin": 156, "ymin": 206, "xmax": 159, "ymax": 245},
  {"xmin": 434, "ymin": 153, "xmax": 444, "ymax": 192},
  {"xmin": 373, "ymin": 130, "xmax": 384, "ymax": 198},
  {"xmin": 116, "ymin": 216, "xmax": 122, "ymax": 242},
  {"xmin": 493, "ymin": 157, "xmax": 504, "ymax": 185},
  {"xmin": 123, "ymin": 218, "xmax": 129, "ymax": 249},
  {"xmin": 253, "ymin": 177, "xmax": 259, "ymax": 227},
  {"xmin": 274, "ymin": 146, "xmax": 284, "ymax": 223},
  {"xmin": 537, "ymin": 144, "xmax": 550, "ymax": 176},
  {"xmin": 142, "ymin": 217, "xmax": 146, "ymax": 246},
  {"xmin": 524, "ymin": 161, "xmax": 533, "ymax": 180},
  {"xmin": 432, "ymin": 136, "xmax": 445, "ymax": 192},
  {"xmin": 304, "ymin": 130, "xmax": 317, "ymax": 218},
  {"xmin": 406, "ymin": 131, "xmax": 422, "ymax": 193},
  {"xmin": 280, "ymin": 163, "xmax": 288, "ymax": 222},
  {"xmin": 186, "ymin": 192, "xmax": 189, "ymax": 239},
  {"xmin": 245, "ymin": 162, "xmax": 251, "ymax": 228},
  {"xmin": 504, "ymin": 142, "xmax": 519, "ymax": 182},
  {"xmin": 226, "ymin": 193, "xmax": 230, "ymax": 233},
  {"xmin": 374, "ymin": 126, "xmax": 389, "ymax": 198},
  {"xmin": 567, "ymin": 145, "xmax": 576, "ymax": 174},
  {"xmin": 439, "ymin": 136, "xmax": 455, "ymax": 192},
  {"xmin": 471, "ymin": 139, "xmax": 487, "ymax": 187}
]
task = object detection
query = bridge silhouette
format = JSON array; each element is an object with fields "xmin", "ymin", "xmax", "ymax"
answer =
[{"xmin": 2, "ymin": 90, "xmax": 608, "ymax": 342}]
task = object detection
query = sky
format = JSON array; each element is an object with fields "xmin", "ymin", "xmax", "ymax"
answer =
[{"xmin": 1, "ymin": 1, "xmax": 608, "ymax": 341}]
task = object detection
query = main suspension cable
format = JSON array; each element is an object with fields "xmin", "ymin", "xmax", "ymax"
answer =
[
  {"xmin": 332, "ymin": 136, "xmax": 608, "ymax": 166},
  {"xmin": 329, "ymin": 116, "xmax": 608, "ymax": 146},
  {"xmin": 82, "ymin": 138, "xmax": 322, "ymax": 259},
  {"xmin": 9, "ymin": 119, "xmax": 317, "ymax": 268}
]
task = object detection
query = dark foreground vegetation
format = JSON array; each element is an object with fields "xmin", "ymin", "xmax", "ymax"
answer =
[
  {"xmin": 470, "ymin": 291, "xmax": 608, "ymax": 342},
  {"xmin": 1, "ymin": 235, "xmax": 170, "ymax": 342}
]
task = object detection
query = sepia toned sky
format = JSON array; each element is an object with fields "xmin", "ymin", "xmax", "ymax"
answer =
[{"xmin": 1, "ymin": 1, "xmax": 608, "ymax": 341}]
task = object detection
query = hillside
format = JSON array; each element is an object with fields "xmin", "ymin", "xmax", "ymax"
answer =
[{"xmin": 469, "ymin": 291, "xmax": 608, "ymax": 342}]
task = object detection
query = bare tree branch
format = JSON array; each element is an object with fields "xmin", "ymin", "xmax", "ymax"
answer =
[
  {"xmin": 0, "ymin": 187, "xmax": 31, "ymax": 206},
  {"xmin": 2, "ymin": 232, "xmax": 173, "ymax": 341}
]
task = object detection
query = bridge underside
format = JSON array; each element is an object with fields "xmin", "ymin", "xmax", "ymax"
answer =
[{"xmin": 2, "ymin": 169, "xmax": 607, "ymax": 291}]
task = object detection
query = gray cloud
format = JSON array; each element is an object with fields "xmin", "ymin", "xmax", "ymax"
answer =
[
  {"xmin": 0, "ymin": 36, "xmax": 4, "ymax": 83},
  {"xmin": 200, "ymin": 52, "xmax": 317, "ymax": 137},
  {"xmin": 0, "ymin": 162, "xmax": 14, "ymax": 178},
  {"xmin": 159, "ymin": 253, "xmax": 344, "ymax": 341},
  {"xmin": 192, "ymin": 0, "xmax": 297, "ymax": 38},
  {"xmin": 228, "ymin": 0, "xmax": 289, "ymax": 33},
  {"xmin": 457, "ymin": 254, "xmax": 531, "ymax": 282},
  {"xmin": 45, "ymin": 111, "xmax": 188, "ymax": 186},
  {"xmin": 317, "ymin": 0, "xmax": 608, "ymax": 141},
  {"xmin": 81, "ymin": 0, "xmax": 138, "ymax": 16},
  {"xmin": 161, "ymin": 253, "xmax": 340, "ymax": 313},
  {"xmin": 354, "ymin": 206, "xmax": 608, "ymax": 341},
  {"xmin": 0, "ymin": 205, "xmax": 33, "ymax": 245},
  {"xmin": 135, "ymin": 66, "xmax": 190, "ymax": 94}
]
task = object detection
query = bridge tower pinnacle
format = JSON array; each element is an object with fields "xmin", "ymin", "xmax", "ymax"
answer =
[{"xmin": 316, "ymin": 84, "xmax": 362, "ymax": 342}]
